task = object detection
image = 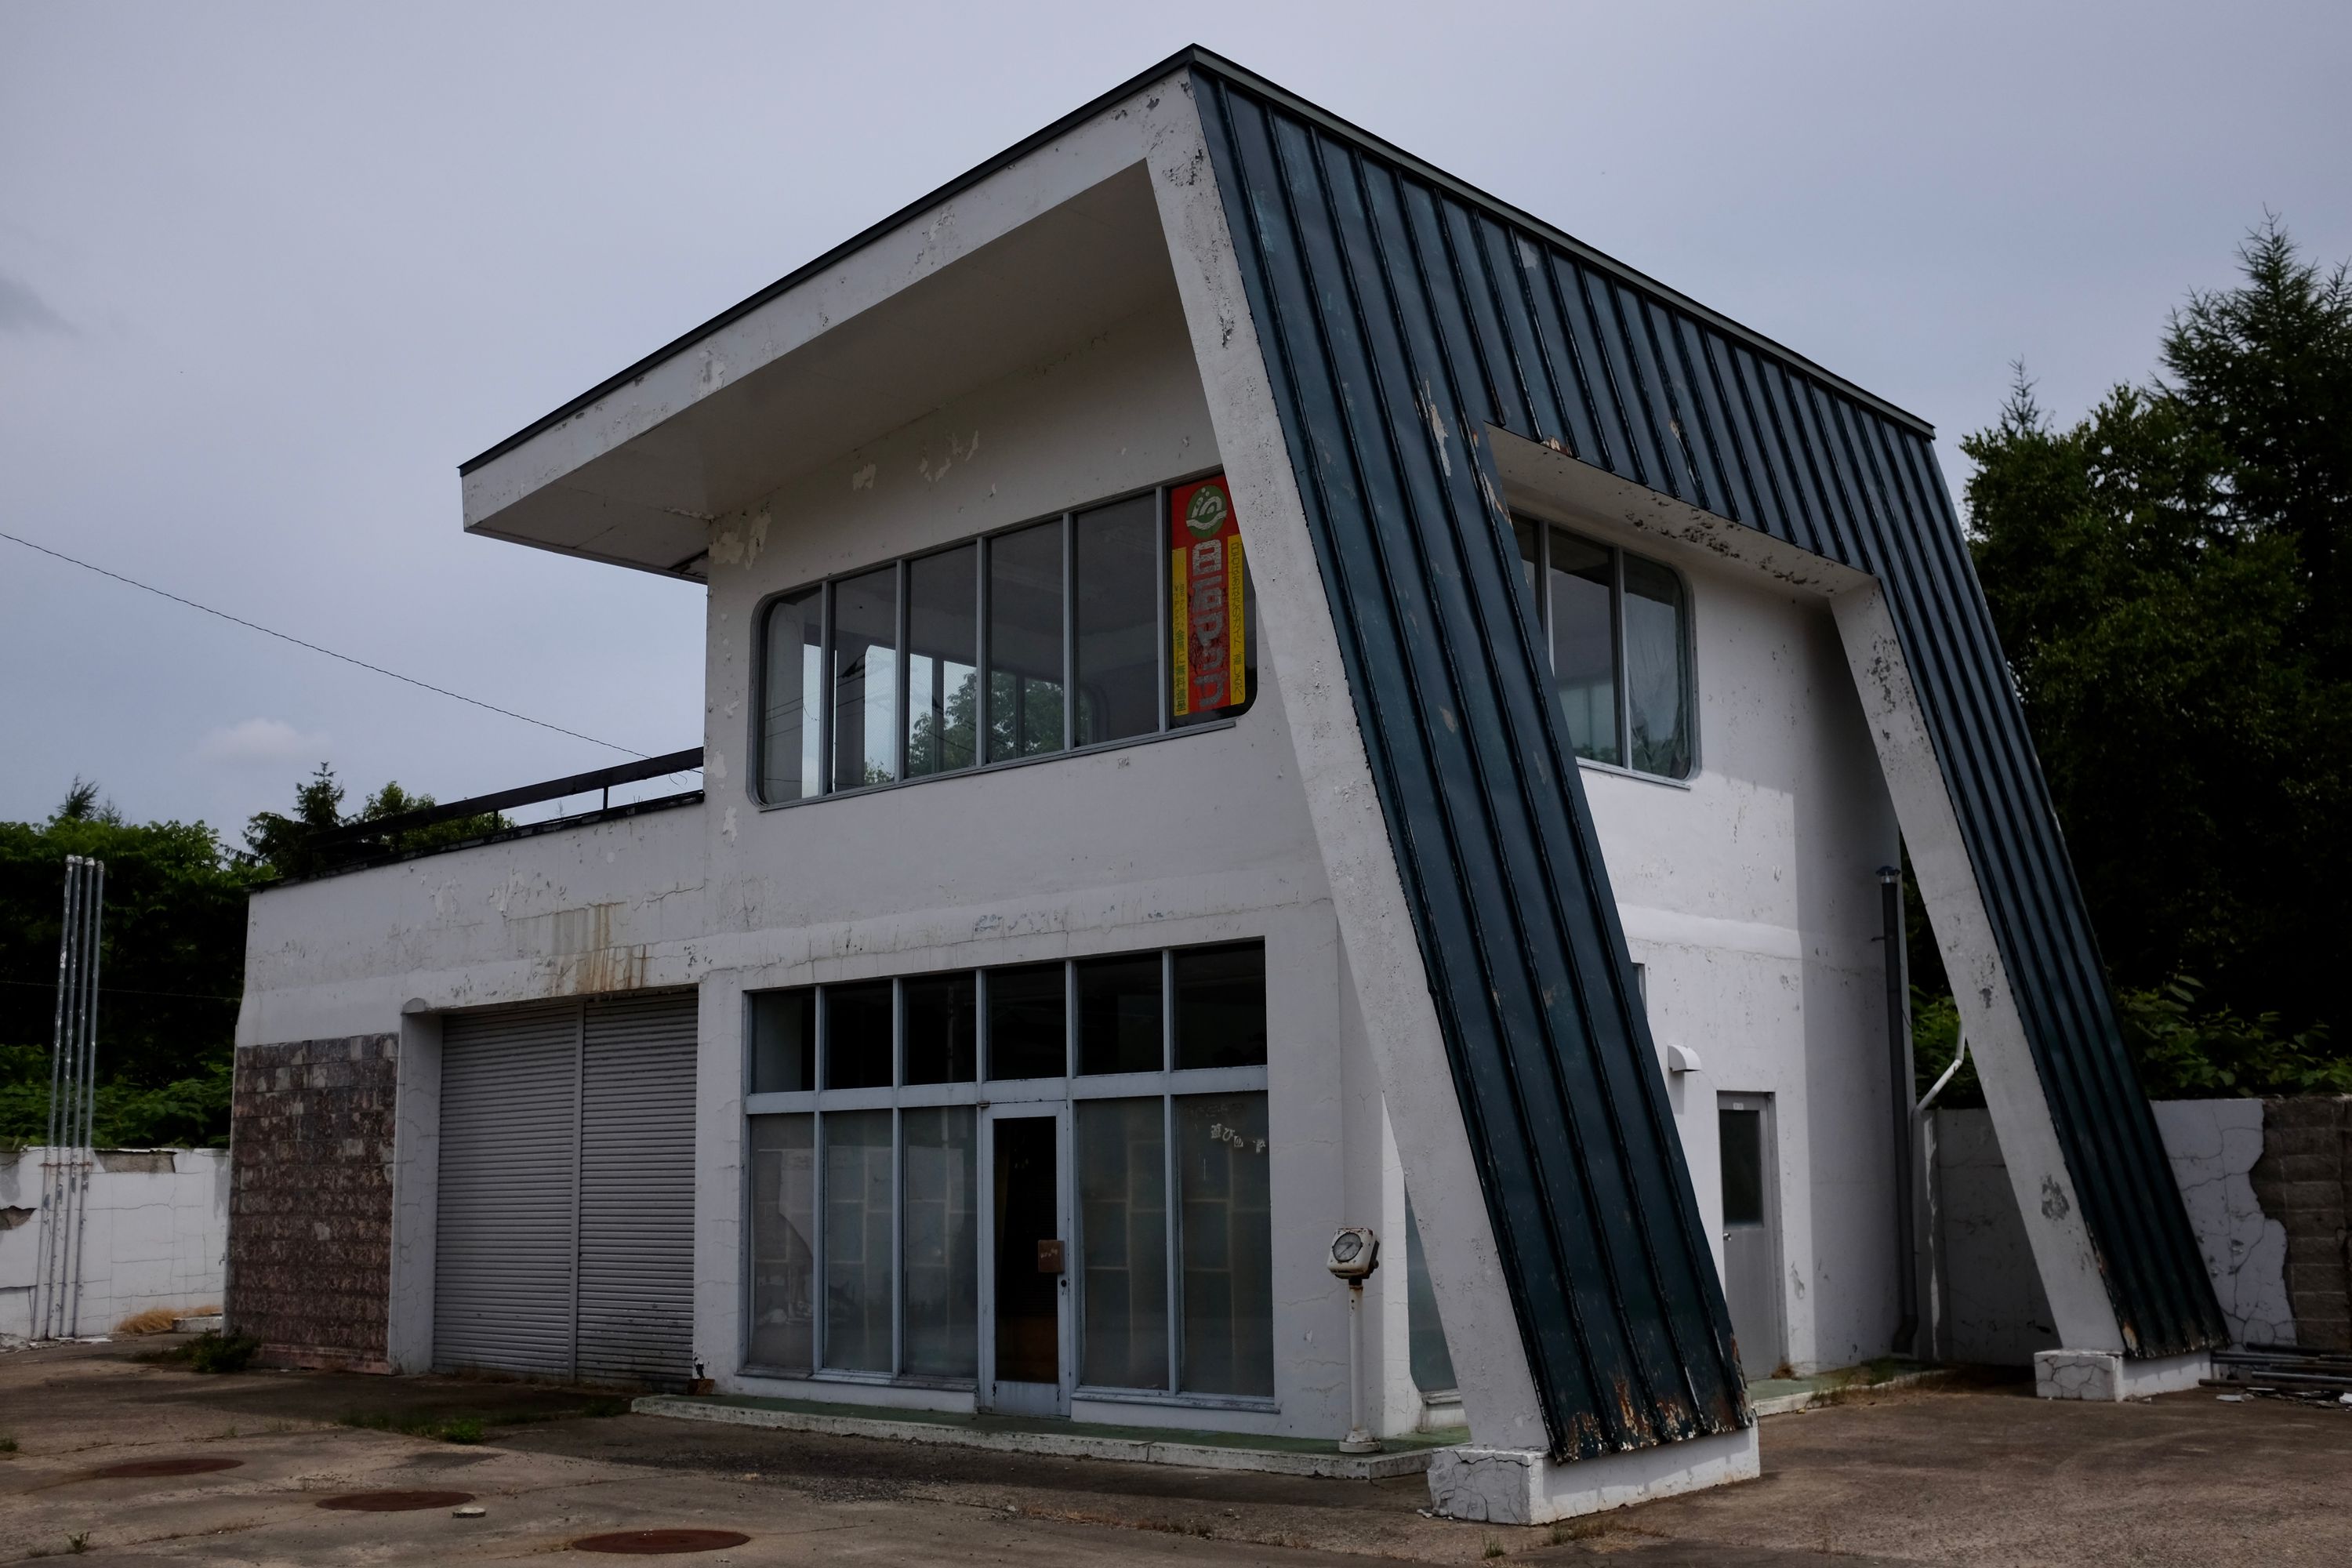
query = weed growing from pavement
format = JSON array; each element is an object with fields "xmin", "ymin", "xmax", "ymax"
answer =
[
  {"xmin": 66, "ymin": 1534, "xmax": 90, "ymax": 1554},
  {"xmin": 339, "ymin": 1398, "xmax": 629, "ymax": 1444},
  {"xmin": 1482, "ymin": 1534, "xmax": 1506, "ymax": 1558},
  {"xmin": 132, "ymin": 1331, "xmax": 260, "ymax": 1374},
  {"xmin": 0, "ymin": 1436, "xmax": 18, "ymax": 1454}
]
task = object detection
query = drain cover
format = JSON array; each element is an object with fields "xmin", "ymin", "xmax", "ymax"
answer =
[
  {"xmin": 572, "ymin": 1530, "xmax": 751, "ymax": 1555},
  {"xmin": 86, "ymin": 1457, "xmax": 245, "ymax": 1480},
  {"xmin": 318, "ymin": 1490, "xmax": 476, "ymax": 1512}
]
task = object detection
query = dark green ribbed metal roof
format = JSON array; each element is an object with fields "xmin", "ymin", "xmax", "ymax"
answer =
[{"xmin": 1185, "ymin": 59, "xmax": 2225, "ymax": 1465}]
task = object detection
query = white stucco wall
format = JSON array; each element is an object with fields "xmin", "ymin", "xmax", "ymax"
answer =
[{"xmin": 0, "ymin": 1147, "xmax": 228, "ymax": 1341}]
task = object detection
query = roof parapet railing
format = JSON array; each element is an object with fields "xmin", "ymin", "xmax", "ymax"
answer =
[{"xmin": 307, "ymin": 747, "xmax": 705, "ymax": 862}]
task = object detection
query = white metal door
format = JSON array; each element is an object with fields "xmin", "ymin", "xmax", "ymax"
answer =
[
  {"xmin": 434, "ymin": 1001, "xmax": 581, "ymax": 1377},
  {"xmin": 1718, "ymin": 1093, "xmax": 1786, "ymax": 1381},
  {"xmin": 979, "ymin": 1104, "xmax": 1069, "ymax": 1415}
]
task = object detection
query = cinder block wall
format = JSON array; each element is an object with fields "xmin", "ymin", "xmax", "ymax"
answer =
[
  {"xmin": 1934, "ymin": 1096, "xmax": 2349, "ymax": 1360},
  {"xmin": 0, "ymin": 1148, "xmax": 229, "ymax": 1339},
  {"xmin": 2251, "ymin": 1097, "xmax": 2350, "ymax": 1350},
  {"xmin": 226, "ymin": 1033, "xmax": 398, "ymax": 1370}
]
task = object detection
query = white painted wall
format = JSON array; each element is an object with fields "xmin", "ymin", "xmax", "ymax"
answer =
[{"xmin": 0, "ymin": 1148, "xmax": 228, "ymax": 1341}]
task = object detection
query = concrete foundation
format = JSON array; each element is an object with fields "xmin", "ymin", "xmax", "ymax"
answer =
[
  {"xmin": 2033, "ymin": 1349, "xmax": 2212, "ymax": 1401},
  {"xmin": 1425, "ymin": 1427, "xmax": 1761, "ymax": 1525}
]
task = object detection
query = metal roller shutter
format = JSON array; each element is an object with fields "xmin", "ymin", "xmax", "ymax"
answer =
[
  {"xmin": 576, "ymin": 991, "xmax": 698, "ymax": 1384},
  {"xmin": 434, "ymin": 1000, "xmax": 581, "ymax": 1377}
]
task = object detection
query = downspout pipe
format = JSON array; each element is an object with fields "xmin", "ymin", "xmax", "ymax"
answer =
[{"xmin": 1879, "ymin": 866, "xmax": 1919, "ymax": 1358}]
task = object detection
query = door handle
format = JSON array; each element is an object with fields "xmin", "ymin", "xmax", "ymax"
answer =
[{"xmin": 1036, "ymin": 1238, "xmax": 1065, "ymax": 1274}]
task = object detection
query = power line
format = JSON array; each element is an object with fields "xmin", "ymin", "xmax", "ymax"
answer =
[{"xmin": 2, "ymin": 528, "xmax": 660, "ymax": 760}]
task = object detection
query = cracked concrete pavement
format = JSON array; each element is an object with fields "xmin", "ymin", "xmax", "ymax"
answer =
[{"xmin": 1, "ymin": 1338, "xmax": 2345, "ymax": 1565}]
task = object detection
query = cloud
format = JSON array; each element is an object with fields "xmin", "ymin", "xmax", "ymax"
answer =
[
  {"xmin": 0, "ymin": 270, "xmax": 74, "ymax": 336},
  {"xmin": 196, "ymin": 717, "xmax": 331, "ymax": 768}
]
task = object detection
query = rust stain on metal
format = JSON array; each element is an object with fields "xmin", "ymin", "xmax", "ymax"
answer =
[
  {"xmin": 318, "ymin": 1490, "xmax": 475, "ymax": 1512},
  {"xmin": 572, "ymin": 1529, "xmax": 752, "ymax": 1555}
]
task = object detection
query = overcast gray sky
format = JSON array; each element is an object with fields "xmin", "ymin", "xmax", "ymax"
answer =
[{"xmin": 5, "ymin": 1, "xmax": 2347, "ymax": 837}]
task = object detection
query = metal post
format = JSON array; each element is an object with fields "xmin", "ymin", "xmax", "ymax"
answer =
[
  {"xmin": 33, "ymin": 858, "xmax": 77, "ymax": 1339},
  {"xmin": 34, "ymin": 855, "xmax": 103, "ymax": 1341},
  {"xmin": 70, "ymin": 858, "xmax": 104, "ymax": 1337},
  {"xmin": 1879, "ymin": 865, "xmax": 1918, "ymax": 1359},
  {"xmin": 1340, "ymin": 1279, "xmax": 1379, "ymax": 1454}
]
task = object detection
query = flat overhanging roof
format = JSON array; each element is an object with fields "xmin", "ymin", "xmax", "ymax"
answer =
[{"xmin": 459, "ymin": 45, "xmax": 1933, "ymax": 579}]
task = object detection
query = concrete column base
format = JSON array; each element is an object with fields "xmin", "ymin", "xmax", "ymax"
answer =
[
  {"xmin": 2033, "ymin": 1349, "xmax": 2211, "ymax": 1401},
  {"xmin": 1425, "ymin": 1425, "xmax": 1759, "ymax": 1525}
]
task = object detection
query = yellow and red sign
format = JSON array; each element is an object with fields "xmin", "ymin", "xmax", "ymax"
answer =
[{"xmin": 1170, "ymin": 475, "xmax": 1247, "ymax": 717}]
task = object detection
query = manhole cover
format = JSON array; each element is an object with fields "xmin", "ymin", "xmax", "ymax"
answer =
[
  {"xmin": 572, "ymin": 1530, "xmax": 751, "ymax": 1555},
  {"xmin": 86, "ymin": 1457, "xmax": 245, "ymax": 1480},
  {"xmin": 318, "ymin": 1490, "xmax": 476, "ymax": 1512}
]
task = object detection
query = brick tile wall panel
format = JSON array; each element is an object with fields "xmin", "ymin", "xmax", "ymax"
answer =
[
  {"xmin": 2252, "ymin": 1097, "xmax": 2351, "ymax": 1350},
  {"xmin": 226, "ymin": 1034, "xmax": 399, "ymax": 1370}
]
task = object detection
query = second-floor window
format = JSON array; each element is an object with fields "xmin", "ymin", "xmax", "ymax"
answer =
[
  {"xmin": 758, "ymin": 475, "xmax": 1256, "ymax": 804},
  {"xmin": 1512, "ymin": 517, "xmax": 1695, "ymax": 781}
]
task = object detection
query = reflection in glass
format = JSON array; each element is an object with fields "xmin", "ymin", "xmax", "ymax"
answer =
[
  {"xmin": 986, "ymin": 964, "xmax": 1066, "ymax": 1080},
  {"xmin": 749, "ymin": 989, "xmax": 815, "ymax": 1094},
  {"xmin": 1623, "ymin": 554, "xmax": 1691, "ymax": 779},
  {"xmin": 1172, "ymin": 943, "xmax": 1266, "ymax": 1070},
  {"xmin": 747, "ymin": 1113, "xmax": 815, "ymax": 1370},
  {"xmin": 824, "ymin": 982, "xmax": 894, "ymax": 1091},
  {"xmin": 906, "ymin": 545, "xmax": 978, "ymax": 778},
  {"xmin": 902, "ymin": 973, "xmax": 976, "ymax": 1085},
  {"xmin": 822, "ymin": 1109, "xmax": 894, "ymax": 1372},
  {"xmin": 1078, "ymin": 1098, "xmax": 1168, "ymax": 1389},
  {"xmin": 901, "ymin": 1107, "xmax": 978, "ymax": 1378},
  {"xmin": 986, "ymin": 522, "xmax": 1065, "ymax": 762},
  {"xmin": 1074, "ymin": 495, "xmax": 1160, "ymax": 746},
  {"xmin": 1176, "ymin": 1092, "xmax": 1272, "ymax": 1397},
  {"xmin": 1548, "ymin": 528, "xmax": 1619, "ymax": 764},
  {"xmin": 832, "ymin": 567, "xmax": 899, "ymax": 790},
  {"xmin": 760, "ymin": 588, "xmax": 823, "ymax": 802},
  {"xmin": 1511, "ymin": 517, "xmax": 1539, "ymax": 597},
  {"xmin": 1076, "ymin": 953, "xmax": 1162, "ymax": 1076},
  {"xmin": 993, "ymin": 1114, "xmax": 1061, "ymax": 1383},
  {"xmin": 1720, "ymin": 1108, "xmax": 1766, "ymax": 1228},
  {"xmin": 1404, "ymin": 1193, "xmax": 1457, "ymax": 1395}
]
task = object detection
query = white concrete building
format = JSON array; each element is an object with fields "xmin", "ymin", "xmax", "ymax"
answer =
[{"xmin": 230, "ymin": 49, "xmax": 2223, "ymax": 1522}]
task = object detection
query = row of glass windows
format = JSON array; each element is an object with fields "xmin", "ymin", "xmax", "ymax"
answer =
[
  {"xmin": 746, "ymin": 943, "xmax": 1267, "ymax": 1093},
  {"xmin": 745, "ymin": 1094, "xmax": 1272, "ymax": 1395},
  {"xmin": 1511, "ymin": 517, "xmax": 1696, "ymax": 780},
  {"xmin": 757, "ymin": 478, "xmax": 1256, "ymax": 804},
  {"xmin": 743, "ymin": 943, "xmax": 1273, "ymax": 1399}
]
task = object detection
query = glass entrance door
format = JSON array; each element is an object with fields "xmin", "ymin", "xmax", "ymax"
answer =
[{"xmin": 982, "ymin": 1107, "xmax": 1069, "ymax": 1414}]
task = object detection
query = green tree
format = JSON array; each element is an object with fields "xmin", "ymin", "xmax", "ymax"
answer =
[
  {"xmin": 3, "ymin": 766, "xmax": 510, "ymax": 1147},
  {"xmin": 1, "ymin": 782, "xmax": 258, "ymax": 1146},
  {"xmin": 241, "ymin": 764, "xmax": 506, "ymax": 879},
  {"xmin": 1955, "ymin": 219, "xmax": 2350, "ymax": 1091}
]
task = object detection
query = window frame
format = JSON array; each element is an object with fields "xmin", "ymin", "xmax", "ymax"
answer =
[
  {"xmin": 750, "ymin": 471, "xmax": 1254, "ymax": 810},
  {"xmin": 739, "ymin": 941, "xmax": 1275, "ymax": 1411},
  {"xmin": 1512, "ymin": 510, "xmax": 1700, "ymax": 785}
]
